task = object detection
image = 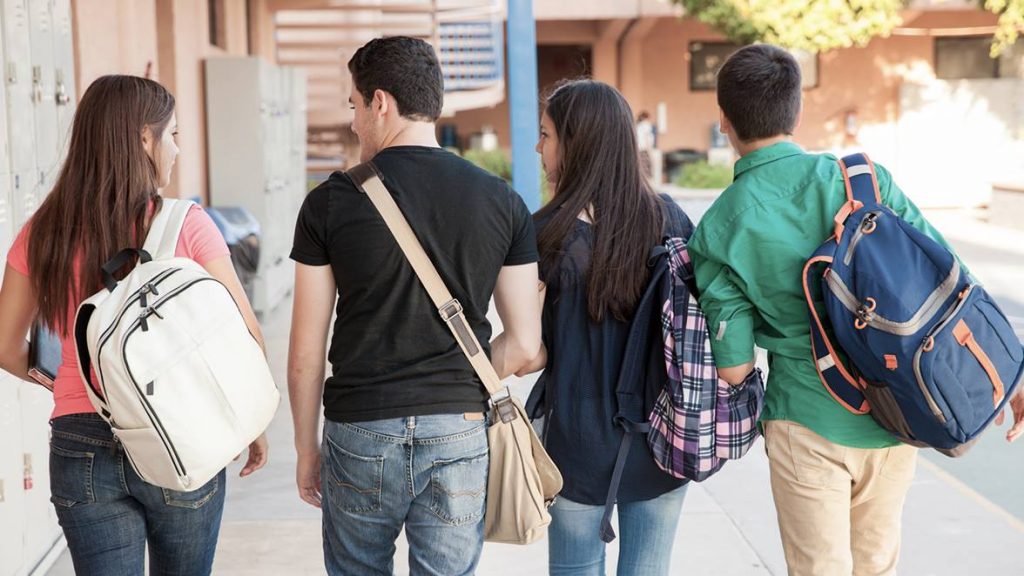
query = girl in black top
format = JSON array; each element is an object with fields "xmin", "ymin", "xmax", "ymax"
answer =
[{"xmin": 527, "ymin": 80, "xmax": 694, "ymax": 574}]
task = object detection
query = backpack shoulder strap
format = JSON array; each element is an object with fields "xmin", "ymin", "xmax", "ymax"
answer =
[
  {"xmin": 831, "ymin": 154, "xmax": 882, "ymax": 239},
  {"xmin": 802, "ymin": 245, "xmax": 870, "ymax": 414},
  {"xmin": 143, "ymin": 199, "xmax": 194, "ymax": 261},
  {"xmin": 839, "ymin": 153, "xmax": 882, "ymax": 206}
]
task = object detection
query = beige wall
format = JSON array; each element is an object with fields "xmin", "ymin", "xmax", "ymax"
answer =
[
  {"xmin": 72, "ymin": 0, "xmax": 254, "ymax": 203},
  {"xmin": 447, "ymin": 9, "xmax": 1013, "ymax": 161},
  {"xmin": 73, "ymin": 0, "xmax": 159, "ymax": 89}
]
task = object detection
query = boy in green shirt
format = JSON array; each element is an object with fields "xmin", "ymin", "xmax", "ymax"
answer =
[{"xmin": 689, "ymin": 44, "xmax": 985, "ymax": 575}]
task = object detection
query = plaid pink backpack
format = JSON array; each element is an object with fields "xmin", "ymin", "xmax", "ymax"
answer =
[
  {"xmin": 646, "ymin": 237, "xmax": 764, "ymax": 481},
  {"xmin": 601, "ymin": 237, "xmax": 764, "ymax": 542}
]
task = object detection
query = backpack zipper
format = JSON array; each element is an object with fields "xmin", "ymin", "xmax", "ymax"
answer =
[
  {"xmin": 842, "ymin": 211, "xmax": 881, "ymax": 266},
  {"xmin": 95, "ymin": 268, "xmax": 182, "ymax": 400},
  {"xmin": 912, "ymin": 285, "xmax": 975, "ymax": 425},
  {"xmin": 825, "ymin": 260, "xmax": 960, "ymax": 336},
  {"xmin": 118, "ymin": 277, "xmax": 221, "ymax": 482},
  {"xmin": 98, "ymin": 268, "xmax": 181, "ymax": 344}
]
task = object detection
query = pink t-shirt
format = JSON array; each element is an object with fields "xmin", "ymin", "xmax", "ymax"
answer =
[{"xmin": 6, "ymin": 204, "xmax": 231, "ymax": 418}]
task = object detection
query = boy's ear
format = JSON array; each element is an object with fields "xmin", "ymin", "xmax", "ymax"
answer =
[
  {"xmin": 373, "ymin": 89, "xmax": 389, "ymax": 117},
  {"xmin": 718, "ymin": 109, "xmax": 732, "ymax": 135}
]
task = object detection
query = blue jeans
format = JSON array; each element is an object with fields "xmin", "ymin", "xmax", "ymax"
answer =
[
  {"xmin": 548, "ymin": 485, "xmax": 688, "ymax": 576},
  {"xmin": 49, "ymin": 413, "xmax": 226, "ymax": 576},
  {"xmin": 321, "ymin": 414, "xmax": 489, "ymax": 576}
]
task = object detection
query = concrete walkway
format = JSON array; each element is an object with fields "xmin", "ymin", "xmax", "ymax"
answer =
[{"xmin": 50, "ymin": 207, "xmax": 1024, "ymax": 575}]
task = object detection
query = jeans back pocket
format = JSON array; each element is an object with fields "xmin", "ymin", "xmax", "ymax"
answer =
[
  {"xmin": 429, "ymin": 452, "xmax": 487, "ymax": 526},
  {"xmin": 324, "ymin": 435, "xmax": 384, "ymax": 514},
  {"xmin": 50, "ymin": 443, "xmax": 96, "ymax": 508}
]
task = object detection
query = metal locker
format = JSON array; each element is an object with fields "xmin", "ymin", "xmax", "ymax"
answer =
[
  {"xmin": 0, "ymin": 12, "xmax": 10, "ymax": 179},
  {"xmin": 0, "ymin": 173, "xmax": 14, "ymax": 273},
  {"xmin": 10, "ymin": 171, "xmax": 35, "ymax": 227},
  {"xmin": 34, "ymin": 164, "xmax": 54, "ymax": 208},
  {"xmin": 28, "ymin": 0, "xmax": 58, "ymax": 176},
  {"xmin": 51, "ymin": 0, "xmax": 73, "ymax": 162},
  {"xmin": 0, "ymin": 376, "xmax": 27, "ymax": 576},
  {"xmin": 19, "ymin": 381, "xmax": 61, "ymax": 573},
  {"xmin": 206, "ymin": 58, "xmax": 304, "ymax": 316},
  {"xmin": 290, "ymin": 68, "xmax": 308, "ymax": 216},
  {"xmin": 2, "ymin": 0, "xmax": 37, "ymax": 175}
]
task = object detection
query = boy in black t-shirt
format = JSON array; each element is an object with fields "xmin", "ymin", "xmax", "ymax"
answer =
[{"xmin": 288, "ymin": 36, "xmax": 543, "ymax": 575}]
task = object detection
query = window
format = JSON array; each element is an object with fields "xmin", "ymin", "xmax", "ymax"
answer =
[
  {"xmin": 793, "ymin": 49, "xmax": 819, "ymax": 89},
  {"xmin": 935, "ymin": 37, "xmax": 1000, "ymax": 79},
  {"xmin": 689, "ymin": 42, "xmax": 819, "ymax": 91},
  {"xmin": 690, "ymin": 42, "xmax": 739, "ymax": 91}
]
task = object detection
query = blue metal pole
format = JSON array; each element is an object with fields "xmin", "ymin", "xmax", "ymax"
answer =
[{"xmin": 506, "ymin": 0, "xmax": 541, "ymax": 211}]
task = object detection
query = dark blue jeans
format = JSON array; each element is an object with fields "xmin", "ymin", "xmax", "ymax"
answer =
[{"xmin": 49, "ymin": 413, "xmax": 226, "ymax": 576}]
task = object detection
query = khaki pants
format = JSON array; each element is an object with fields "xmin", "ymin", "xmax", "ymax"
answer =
[{"xmin": 764, "ymin": 420, "xmax": 918, "ymax": 576}]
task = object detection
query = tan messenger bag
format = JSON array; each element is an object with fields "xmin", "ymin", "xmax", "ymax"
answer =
[{"xmin": 349, "ymin": 161, "xmax": 563, "ymax": 545}]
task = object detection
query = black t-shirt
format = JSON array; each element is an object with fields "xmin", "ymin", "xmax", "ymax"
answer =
[{"xmin": 291, "ymin": 146, "xmax": 538, "ymax": 423}]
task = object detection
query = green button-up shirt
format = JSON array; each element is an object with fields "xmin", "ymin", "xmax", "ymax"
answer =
[{"xmin": 689, "ymin": 142, "xmax": 960, "ymax": 448}]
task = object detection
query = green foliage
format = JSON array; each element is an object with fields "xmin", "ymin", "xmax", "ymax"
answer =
[
  {"xmin": 675, "ymin": 0, "xmax": 904, "ymax": 53},
  {"xmin": 540, "ymin": 173, "xmax": 552, "ymax": 205},
  {"xmin": 675, "ymin": 0, "xmax": 1022, "ymax": 56},
  {"xmin": 673, "ymin": 160, "xmax": 733, "ymax": 189},
  {"xmin": 986, "ymin": 0, "xmax": 1024, "ymax": 56},
  {"xmin": 463, "ymin": 148, "xmax": 512, "ymax": 183}
]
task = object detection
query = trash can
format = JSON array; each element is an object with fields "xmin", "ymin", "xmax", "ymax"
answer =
[
  {"xmin": 206, "ymin": 206, "xmax": 261, "ymax": 302},
  {"xmin": 710, "ymin": 122, "xmax": 730, "ymax": 149},
  {"xmin": 663, "ymin": 148, "xmax": 708, "ymax": 183}
]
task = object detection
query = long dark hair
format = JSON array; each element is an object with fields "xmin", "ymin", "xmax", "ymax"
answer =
[
  {"xmin": 27, "ymin": 75, "xmax": 175, "ymax": 334},
  {"xmin": 535, "ymin": 79, "xmax": 664, "ymax": 323}
]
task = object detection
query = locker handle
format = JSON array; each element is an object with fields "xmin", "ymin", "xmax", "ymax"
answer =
[
  {"xmin": 56, "ymin": 70, "xmax": 70, "ymax": 105},
  {"xmin": 55, "ymin": 81, "xmax": 70, "ymax": 106},
  {"xmin": 31, "ymin": 66, "xmax": 43, "ymax": 104}
]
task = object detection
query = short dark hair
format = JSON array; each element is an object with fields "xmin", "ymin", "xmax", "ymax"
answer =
[
  {"xmin": 717, "ymin": 44, "xmax": 801, "ymax": 142},
  {"xmin": 347, "ymin": 36, "xmax": 443, "ymax": 121}
]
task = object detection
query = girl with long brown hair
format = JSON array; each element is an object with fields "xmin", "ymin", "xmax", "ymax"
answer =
[
  {"xmin": 527, "ymin": 79, "xmax": 695, "ymax": 575},
  {"xmin": 0, "ymin": 75, "xmax": 268, "ymax": 575}
]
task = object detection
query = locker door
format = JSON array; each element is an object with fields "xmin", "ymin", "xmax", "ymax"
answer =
[
  {"xmin": 0, "ymin": 376, "xmax": 26, "ymax": 576},
  {"xmin": 19, "ymin": 382, "xmax": 60, "ymax": 572},
  {"xmin": 51, "ymin": 0, "xmax": 73, "ymax": 162},
  {"xmin": 2, "ymin": 0, "xmax": 37, "ymax": 176},
  {"xmin": 28, "ymin": 0, "xmax": 58, "ymax": 178},
  {"xmin": 0, "ymin": 10, "xmax": 10, "ymax": 180},
  {"xmin": 260, "ymin": 63, "xmax": 280, "ymax": 186},
  {"xmin": 10, "ymin": 171, "xmax": 34, "ymax": 227},
  {"xmin": 290, "ymin": 68, "xmax": 308, "ymax": 216},
  {"xmin": 0, "ymin": 173, "xmax": 14, "ymax": 273},
  {"xmin": 278, "ymin": 69, "xmax": 291, "ymax": 187}
]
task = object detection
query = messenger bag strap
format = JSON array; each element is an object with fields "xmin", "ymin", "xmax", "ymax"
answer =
[{"xmin": 347, "ymin": 161, "xmax": 513, "ymax": 412}]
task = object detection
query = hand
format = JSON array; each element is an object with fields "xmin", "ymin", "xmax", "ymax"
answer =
[
  {"xmin": 1004, "ymin": 388, "xmax": 1024, "ymax": 443},
  {"xmin": 239, "ymin": 433, "xmax": 269, "ymax": 477},
  {"xmin": 296, "ymin": 449, "xmax": 323, "ymax": 508}
]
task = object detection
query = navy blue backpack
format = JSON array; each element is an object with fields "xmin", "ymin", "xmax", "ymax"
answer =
[{"xmin": 803, "ymin": 153, "xmax": 1024, "ymax": 455}]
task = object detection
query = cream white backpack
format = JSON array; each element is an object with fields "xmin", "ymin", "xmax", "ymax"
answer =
[{"xmin": 74, "ymin": 199, "xmax": 280, "ymax": 491}]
